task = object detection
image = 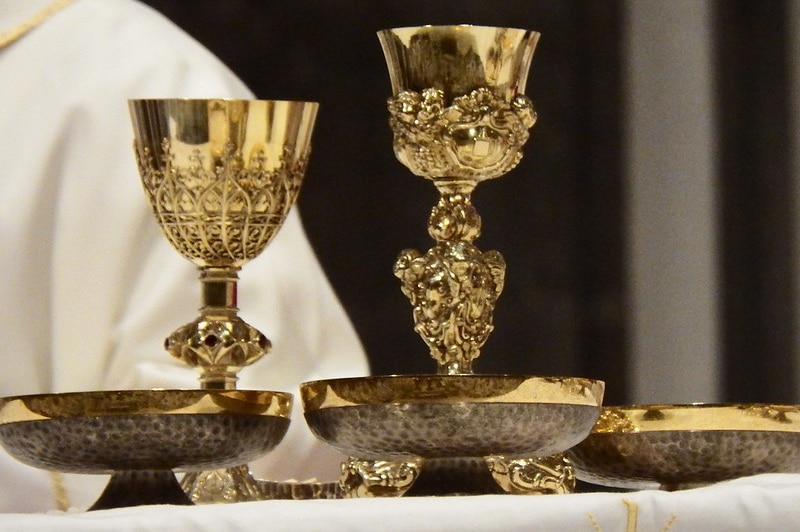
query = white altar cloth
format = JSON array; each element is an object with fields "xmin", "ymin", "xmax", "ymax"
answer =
[{"xmin": 1, "ymin": 474, "xmax": 798, "ymax": 531}]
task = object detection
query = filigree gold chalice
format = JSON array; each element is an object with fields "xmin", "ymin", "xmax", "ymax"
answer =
[
  {"xmin": 568, "ymin": 403, "xmax": 800, "ymax": 491},
  {"xmin": 129, "ymin": 98, "xmax": 318, "ymax": 503},
  {"xmin": 130, "ymin": 98, "xmax": 316, "ymax": 391},
  {"xmin": 0, "ymin": 99, "xmax": 314, "ymax": 510},
  {"xmin": 301, "ymin": 25, "xmax": 604, "ymax": 497}
]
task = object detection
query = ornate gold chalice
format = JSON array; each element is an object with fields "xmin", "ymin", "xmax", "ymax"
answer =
[
  {"xmin": 129, "ymin": 98, "xmax": 318, "ymax": 503},
  {"xmin": 130, "ymin": 98, "xmax": 316, "ymax": 392},
  {"xmin": 567, "ymin": 403, "xmax": 800, "ymax": 490},
  {"xmin": 0, "ymin": 99, "xmax": 316, "ymax": 510},
  {"xmin": 301, "ymin": 25, "xmax": 604, "ymax": 497}
]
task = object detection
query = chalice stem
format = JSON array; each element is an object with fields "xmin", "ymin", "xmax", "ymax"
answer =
[
  {"xmin": 197, "ymin": 266, "xmax": 241, "ymax": 390},
  {"xmin": 395, "ymin": 190, "xmax": 506, "ymax": 374},
  {"xmin": 200, "ymin": 266, "xmax": 239, "ymax": 318}
]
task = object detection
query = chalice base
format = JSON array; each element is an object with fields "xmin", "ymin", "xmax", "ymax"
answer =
[
  {"xmin": 258, "ymin": 478, "xmax": 342, "ymax": 499},
  {"xmin": 181, "ymin": 465, "xmax": 263, "ymax": 503},
  {"xmin": 182, "ymin": 464, "xmax": 345, "ymax": 502}
]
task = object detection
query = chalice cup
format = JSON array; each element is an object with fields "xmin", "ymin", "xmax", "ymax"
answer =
[
  {"xmin": 303, "ymin": 26, "xmax": 604, "ymax": 498},
  {"xmin": 129, "ymin": 98, "xmax": 318, "ymax": 502}
]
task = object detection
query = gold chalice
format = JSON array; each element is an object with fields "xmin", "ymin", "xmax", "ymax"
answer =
[
  {"xmin": 301, "ymin": 25, "xmax": 603, "ymax": 497},
  {"xmin": 0, "ymin": 99, "xmax": 314, "ymax": 510},
  {"xmin": 129, "ymin": 98, "xmax": 318, "ymax": 502},
  {"xmin": 130, "ymin": 98, "xmax": 316, "ymax": 390}
]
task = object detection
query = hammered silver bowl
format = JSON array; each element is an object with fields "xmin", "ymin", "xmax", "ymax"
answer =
[
  {"xmin": 301, "ymin": 374, "xmax": 604, "ymax": 460},
  {"xmin": 0, "ymin": 389, "xmax": 291, "ymax": 509},
  {"xmin": 567, "ymin": 403, "xmax": 800, "ymax": 490}
]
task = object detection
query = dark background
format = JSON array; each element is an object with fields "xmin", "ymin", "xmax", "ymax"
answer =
[
  {"xmin": 140, "ymin": 0, "xmax": 799, "ymax": 405},
  {"xmin": 136, "ymin": 0, "xmax": 635, "ymax": 407}
]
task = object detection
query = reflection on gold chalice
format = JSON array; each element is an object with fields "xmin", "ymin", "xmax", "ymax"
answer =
[
  {"xmin": 301, "ymin": 25, "xmax": 604, "ymax": 497},
  {"xmin": 0, "ymin": 390, "xmax": 290, "ymax": 510},
  {"xmin": 567, "ymin": 404, "xmax": 800, "ymax": 491}
]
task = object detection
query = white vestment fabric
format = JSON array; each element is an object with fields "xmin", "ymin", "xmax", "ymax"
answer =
[
  {"xmin": 0, "ymin": 0, "xmax": 368, "ymax": 512},
  {"xmin": 0, "ymin": 474, "xmax": 798, "ymax": 531}
]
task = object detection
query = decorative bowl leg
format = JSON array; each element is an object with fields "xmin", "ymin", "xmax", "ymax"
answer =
[
  {"xmin": 485, "ymin": 453, "xmax": 576, "ymax": 495},
  {"xmin": 337, "ymin": 454, "xmax": 575, "ymax": 497},
  {"xmin": 339, "ymin": 457, "xmax": 421, "ymax": 498}
]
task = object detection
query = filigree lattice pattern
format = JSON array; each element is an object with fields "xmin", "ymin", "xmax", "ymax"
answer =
[{"xmin": 135, "ymin": 139, "xmax": 307, "ymax": 267}]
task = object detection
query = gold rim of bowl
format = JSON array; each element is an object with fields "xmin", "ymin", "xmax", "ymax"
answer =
[
  {"xmin": 0, "ymin": 389, "xmax": 292, "ymax": 424},
  {"xmin": 594, "ymin": 403, "xmax": 800, "ymax": 433},
  {"xmin": 300, "ymin": 374, "xmax": 604, "ymax": 411},
  {"xmin": 127, "ymin": 97, "xmax": 320, "ymax": 106}
]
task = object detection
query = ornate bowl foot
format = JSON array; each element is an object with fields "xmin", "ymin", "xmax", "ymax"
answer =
[
  {"xmin": 485, "ymin": 453, "xmax": 576, "ymax": 495},
  {"xmin": 339, "ymin": 457, "xmax": 421, "ymax": 498},
  {"xmin": 337, "ymin": 454, "xmax": 575, "ymax": 497}
]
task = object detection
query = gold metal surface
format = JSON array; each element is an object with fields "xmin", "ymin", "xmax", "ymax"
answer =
[
  {"xmin": 378, "ymin": 25, "xmax": 539, "ymax": 102},
  {"xmin": 129, "ymin": 98, "xmax": 318, "ymax": 389},
  {"xmin": 259, "ymin": 478, "xmax": 342, "ymax": 500},
  {"xmin": 592, "ymin": 403, "xmax": 800, "ymax": 432},
  {"xmin": 181, "ymin": 464, "xmax": 263, "ymax": 504},
  {"xmin": 486, "ymin": 453, "xmax": 575, "ymax": 495},
  {"xmin": 301, "ymin": 374, "xmax": 604, "ymax": 410},
  {"xmin": 0, "ymin": 389, "xmax": 291, "ymax": 422},
  {"xmin": 378, "ymin": 26, "xmax": 539, "ymax": 374},
  {"xmin": 129, "ymin": 99, "xmax": 317, "ymax": 269},
  {"xmin": 568, "ymin": 404, "xmax": 800, "ymax": 490},
  {"xmin": 340, "ymin": 457, "xmax": 422, "ymax": 498}
]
